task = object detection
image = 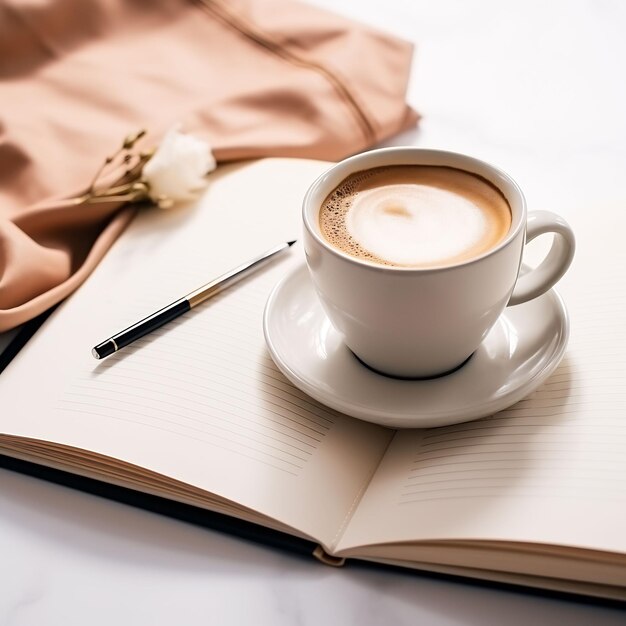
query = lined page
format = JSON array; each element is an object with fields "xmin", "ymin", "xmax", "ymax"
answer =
[
  {"xmin": 0, "ymin": 159, "xmax": 392, "ymax": 548},
  {"xmin": 338, "ymin": 205, "xmax": 626, "ymax": 557},
  {"xmin": 60, "ymin": 277, "xmax": 339, "ymax": 478}
]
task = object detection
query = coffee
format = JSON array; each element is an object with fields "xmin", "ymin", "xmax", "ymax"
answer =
[{"xmin": 320, "ymin": 165, "xmax": 511, "ymax": 268}]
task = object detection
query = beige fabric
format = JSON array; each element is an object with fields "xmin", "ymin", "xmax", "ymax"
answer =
[{"xmin": 0, "ymin": 0, "xmax": 418, "ymax": 331}]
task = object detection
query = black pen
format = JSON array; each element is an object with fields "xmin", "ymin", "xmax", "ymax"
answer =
[{"xmin": 92, "ymin": 240, "xmax": 296, "ymax": 359}]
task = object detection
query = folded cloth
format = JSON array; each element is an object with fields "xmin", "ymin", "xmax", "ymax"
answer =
[{"xmin": 0, "ymin": 0, "xmax": 418, "ymax": 331}]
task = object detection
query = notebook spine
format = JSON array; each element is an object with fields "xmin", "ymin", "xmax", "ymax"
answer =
[{"xmin": 313, "ymin": 545, "xmax": 346, "ymax": 567}]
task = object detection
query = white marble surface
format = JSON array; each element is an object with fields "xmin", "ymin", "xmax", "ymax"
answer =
[{"xmin": 2, "ymin": 1, "xmax": 626, "ymax": 623}]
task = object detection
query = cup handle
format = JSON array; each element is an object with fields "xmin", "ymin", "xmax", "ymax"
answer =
[{"xmin": 508, "ymin": 210, "xmax": 575, "ymax": 306}]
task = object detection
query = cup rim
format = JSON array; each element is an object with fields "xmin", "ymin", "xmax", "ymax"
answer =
[{"xmin": 303, "ymin": 147, "xmax": 527, "ymax": 274}]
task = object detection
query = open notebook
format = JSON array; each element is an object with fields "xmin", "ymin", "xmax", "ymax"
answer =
[{"xmin": 1, "ymin": 159, "xmax": 625, "ymax": 601}]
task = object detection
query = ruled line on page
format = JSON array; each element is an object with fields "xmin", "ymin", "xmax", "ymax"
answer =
[
  {"xmin": 54, "ymin": 406, "xmax": 301, "ymax": 476},
  {"xmin": 108, "ymin": 345, "xmax": 333, "ymax": 419},
  {"xmin": 70, "ymin": 376, "xmax": 328, "ymax": 441},
  {"xmin": 403, "ymin": 462, "xmax": 626, "ymax": 482},
  {"xmin": 63, "ymin": 391, "xmax": 317, "ymax": 454},
  {"xmin": 69, "ymin": 383, "xmax": 323, "ymax": 446},
  {"xmin": 103, "ymin": 341, "xmax": 336, "ymax": 423},
  {"xmin": 75, "ymin": 364, "xmax": 332, "ymax": 435},
  {"xmin": 58, "ymin": 397, "xmax": 311, "ymax": 463}
]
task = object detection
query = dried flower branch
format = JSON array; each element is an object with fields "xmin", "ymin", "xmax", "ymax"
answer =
[{"xmin": 78, "ymin": 127, "xmax": 215, "ymax": 208}]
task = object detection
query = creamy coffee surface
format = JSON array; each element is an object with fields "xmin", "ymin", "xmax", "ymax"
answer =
[{"xmin": 320, "ymin": 166, "xmax": 511, "ymax": 267}]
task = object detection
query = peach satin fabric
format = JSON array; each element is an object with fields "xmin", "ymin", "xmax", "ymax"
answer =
[{"xmin": 0, "ymin": 0, "xmax": 418, "ymax": 331}]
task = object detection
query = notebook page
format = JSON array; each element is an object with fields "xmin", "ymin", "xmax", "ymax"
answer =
[
  {"xmin": 0, "ymin": 159, "xmax": 391, "ymax": 548},
  {"xmin": 338, "ymin": 204, "xmax": 626, "ymax": 560}
]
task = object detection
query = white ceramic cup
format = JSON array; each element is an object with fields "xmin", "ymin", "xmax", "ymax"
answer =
[{"xmin": 302, "ymin": 148, "xmax": 575, "ymax": 378}]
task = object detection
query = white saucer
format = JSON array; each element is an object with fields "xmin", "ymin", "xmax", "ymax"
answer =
[{"xmin": 263, "ymin": 264, "xmax": 569, "ymax": 428}]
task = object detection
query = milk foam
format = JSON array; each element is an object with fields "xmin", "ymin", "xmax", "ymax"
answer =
[
  {"xmin": 346, "ymin": 184, "xmax": 488, "ymax": 265},
  {"xmin": 319, "ymin": 165, "xmax": 512, "ymax": 268}
]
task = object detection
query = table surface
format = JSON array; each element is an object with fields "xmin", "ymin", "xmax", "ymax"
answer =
[{"xmin": 2, "ymin": 1, "xmax": 625, "ymax": 623}]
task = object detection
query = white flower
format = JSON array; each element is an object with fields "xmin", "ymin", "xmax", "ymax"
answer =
[{"xmin": 142, "ymin": 126, "xmax": 216, "ymax": 208}]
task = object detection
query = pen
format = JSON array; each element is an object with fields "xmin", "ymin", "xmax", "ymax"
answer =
[{"xmin": 92, "ymin": 240, "xmax": 296, "ymax": 359}]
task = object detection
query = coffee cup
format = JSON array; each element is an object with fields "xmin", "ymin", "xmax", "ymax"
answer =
[{"xmin": 302, "ymin": 148, "xmax": 575, "ymax": 378}]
